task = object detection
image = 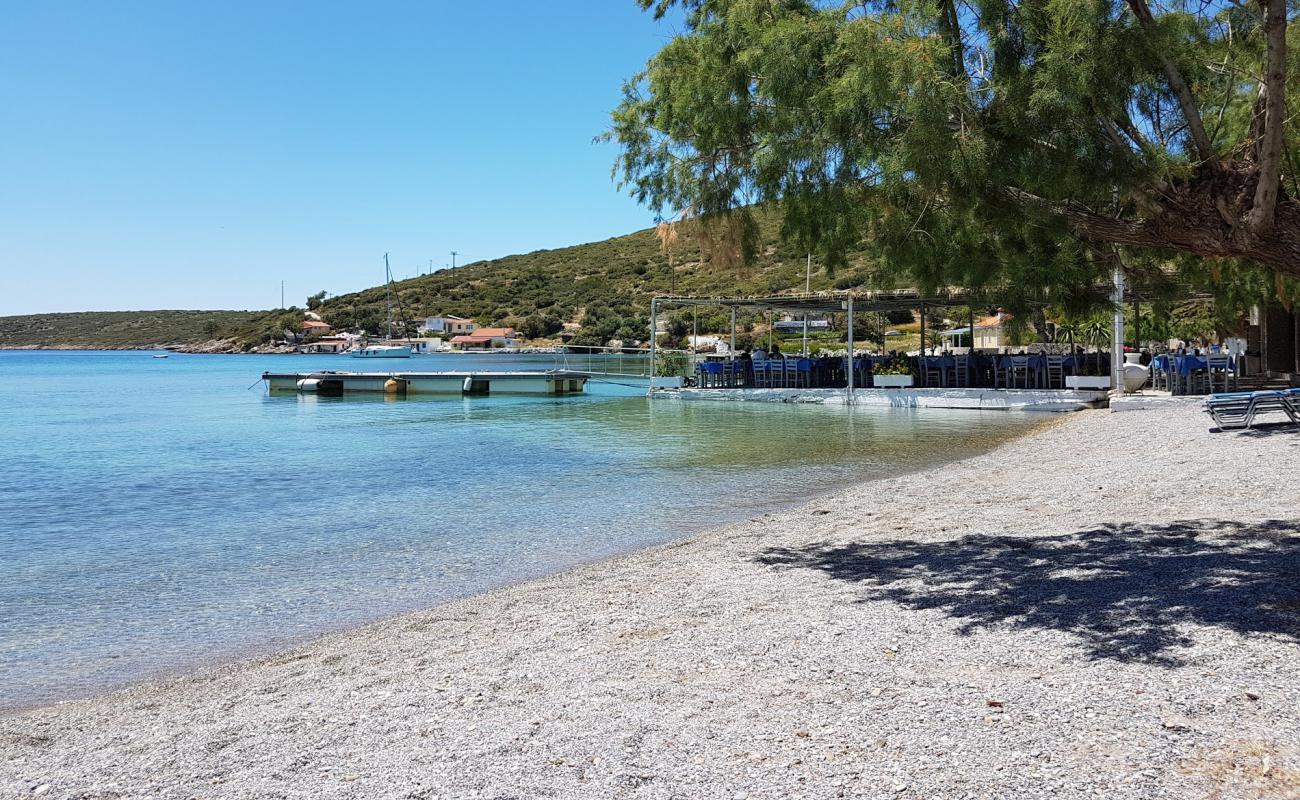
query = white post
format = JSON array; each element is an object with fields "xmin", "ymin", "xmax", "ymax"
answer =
[
  {"xmin": 803, "ymin": 253, "xmax": 811, "ymax": 356},
  {"xmin": 1111, "ymin": 267, "xmax": 1125, "ymax": 393},
  {"xmin": 846, "ymin": 295, "xmax": 855, "ymax": 405},
  {"xmin": 648, "ymin": 297, "xmax": 657, "ymax": 395},
  {"xmin": 730, "ymin": 306, "xmax": 737, "ymax": 355}
]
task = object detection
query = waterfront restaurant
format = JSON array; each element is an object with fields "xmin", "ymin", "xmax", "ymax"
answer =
[{"xmin": 646, "ymin": 280, "xmax": 1245, "ymax": 410}]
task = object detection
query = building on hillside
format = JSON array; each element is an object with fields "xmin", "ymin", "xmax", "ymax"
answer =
[
  {"xmin": 939, "ymin": 326, "xmax": 972, "ymax": 348},
  {"xmin": 418, "ymin": 315, "xmax": 476, "ymax": 335},
  {"xmin": 973, "ymin": 311, "xmax": 1014, "ymax": 350},
  {"xmin": 688, "ymin": 334, "xmax": 728, "ymax": 353},
  {"xmin": 301, "ymin": 320, "xmax": 333, "ymax": 340},
  {"xmin": 773, "ymin": 316, "xmax": 831, "ymax": 333},
  {"xmin": 450, "ymin": 327, "xmax": 518, "ymax": 350}
]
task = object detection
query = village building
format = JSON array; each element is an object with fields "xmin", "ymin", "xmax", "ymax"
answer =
[
  {"xmin": 972, "ymin": 311, "xmax": 1015, "ymax": 350},
  {"xmin": 301, "ymin": 320, "xmax": 333, "ymax": 340},
  {"xmin": 772, "ymin": 316, "xmax": 831, "ymax": 333},
  {"xmin": 299, "ymin": 337, "xmax": 349, "ymax": 354},
  {"xmin": 418, "ymin": 315, "xmax": 477, "ymax": 335},
  {"xmin": 449, "ymin": 327, "xmax": 518, "ymax": 350}
]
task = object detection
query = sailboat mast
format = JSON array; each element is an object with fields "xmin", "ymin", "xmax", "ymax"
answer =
[{"xmin": 384, "ymin": 252, "xmax": 392, "ymax": 340}]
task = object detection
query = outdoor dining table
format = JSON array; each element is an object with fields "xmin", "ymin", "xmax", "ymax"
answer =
[
  {"xmin": 992, "ymin": 354, "xmax": 1089, "ymax": 389},
  {"xmin": 1152, "ymin": 353, "xmax": 1236, "ymax": 394}
]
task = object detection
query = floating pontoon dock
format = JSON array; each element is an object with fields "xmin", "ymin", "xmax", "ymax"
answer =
[{"xmin": 263, "ymin": 370, "xmax": 589, "ymax": 396}]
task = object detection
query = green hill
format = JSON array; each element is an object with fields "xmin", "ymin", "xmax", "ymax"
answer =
[
  {"xmin": 0, "ymin": 310, "xmax": 262, "ymax": 349},
  {"xmin": 1, "ymin": 212, "xmax": 881, "ymax": 351},
  {"xmin": 315, "ymin": 211, "xmax": 874, "ymax": 347}
]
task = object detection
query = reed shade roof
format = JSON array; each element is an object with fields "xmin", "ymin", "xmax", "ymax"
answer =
[
  {"xmin": 656, "ymin": 290, "xmax": 982, "ymax": 315},
  {"xmin": 653, "ymin": 284, "xmax": 1215, "ymax": 314}
]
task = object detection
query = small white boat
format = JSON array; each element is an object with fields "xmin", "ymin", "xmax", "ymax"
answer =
[
  {"xmin": 351, "ymin": 344, "xmax": 411, "ymax": 359},
  {"xmin": 152, "ymin": 354, "xmax": 169, "ymax": 359}
]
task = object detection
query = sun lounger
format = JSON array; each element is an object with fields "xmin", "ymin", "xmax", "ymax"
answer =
[{"xmin": 1204, "ymin": 389, "xmax": 1297, "ymax": 430}]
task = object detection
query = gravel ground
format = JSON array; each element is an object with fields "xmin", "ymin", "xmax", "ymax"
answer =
[{"xmin": 3, "ymin": 402, "xmax": 1299, "ymax": 800}]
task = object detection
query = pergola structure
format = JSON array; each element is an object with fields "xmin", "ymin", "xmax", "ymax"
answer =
[
  {"xmin": 649, "ymin": 288, "xmax": 990, "ymax": 396},
  {"xmin": 648, "ymin": 272, "xmax": 1201, "ymax": 397}
]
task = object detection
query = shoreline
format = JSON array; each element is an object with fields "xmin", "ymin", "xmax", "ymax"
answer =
[
  {"xmin": 3, "ymin": 404, "xmax": 1297, "ymax": 799},
  {"xmin": 3, "ymin": 414, "xmax": 1054, "ymax": 716}
]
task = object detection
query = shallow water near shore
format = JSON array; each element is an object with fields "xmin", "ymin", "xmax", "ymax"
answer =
[{"xmin": 0, "ymin": 350, "xmax": 1044, "ymax": 709}]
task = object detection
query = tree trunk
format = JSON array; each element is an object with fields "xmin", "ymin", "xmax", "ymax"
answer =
[
  {"xmin": 1064, "ymin": 199, "xmax": 1300, "ymax": 278},
  {"xmin": 1247, "ymin": 0, "xmax": 1287, "ymax": 233}
]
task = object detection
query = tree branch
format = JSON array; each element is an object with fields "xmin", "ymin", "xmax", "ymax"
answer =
[
  {"xmin": 1246, "ymin": 0, "xmax": 1287, "ymax": 233},
  {"xmin": 937, "ymin": 0, "xmax": 966, "ymax": 81},
  {"xmin": 1125, "ymin": 0, "xmax": 1218, "ymax": 166}
]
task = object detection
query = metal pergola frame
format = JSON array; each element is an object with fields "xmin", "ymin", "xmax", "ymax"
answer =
[
  {"xmin": 649, "ymin": 289, "xmax": 990, "ymax": 399},
  {"xmin": 648, "ymin": 278, "xmax": 1220, "ymax": 398}
]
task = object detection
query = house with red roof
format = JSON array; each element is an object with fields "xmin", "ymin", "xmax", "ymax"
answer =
[
  {"xmin": 450, "ymin": 327, "xmax": 519, "ymax": 350},
  {"xmin": 301, "ymin": 320, "xmax": 333, "ymax": 340}
]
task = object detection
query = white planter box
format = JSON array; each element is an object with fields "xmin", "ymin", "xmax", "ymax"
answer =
[
  {"xmin": 1065, "ymin": 375, "xmax": 1111, "ymax": 390},
  {"xmin": 872, "ymin": 374, "xmax": 915, "ymax": 388}
]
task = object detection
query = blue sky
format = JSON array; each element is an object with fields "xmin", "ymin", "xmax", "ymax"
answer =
[{"xmin": 0, "ymin": 2, "xmax": 679, "ymax": 315}]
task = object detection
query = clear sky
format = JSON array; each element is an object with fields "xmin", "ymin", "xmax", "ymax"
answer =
[{"xmin": 0, "ymin": 2, "xmax": 679, "ymax": 315}]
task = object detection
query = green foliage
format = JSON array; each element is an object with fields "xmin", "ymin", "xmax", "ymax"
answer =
[
  {"xmin": 654, "ymin": 349, "xmax": 691, "ymax": 376},
  {"xmin": 0, "ymin": 310, "xmax": 261, "ymax": 349},
  {"xmin": 313, "ymin": 209, "xmax": 875, "ymax": 342},
  {"xmin": 883, "ymin": 308, "xmax": 915, "ymax": 325},
  {"xmin": 874, "ymin": 358, "xmax": 913, "ymax": 376},
  {"xmin": 610, "ymin": 0, "xmax": 1300, "ymax": 318}
]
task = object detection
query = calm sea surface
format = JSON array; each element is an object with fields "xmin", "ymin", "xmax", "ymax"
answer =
[{"xmin": 0, "ymin": 350, "xmax": 1042, "ymax": 708}]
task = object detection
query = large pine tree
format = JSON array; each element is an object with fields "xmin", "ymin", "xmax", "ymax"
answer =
[{"xmin": 609, "ymin": 1, "xmax": 1299, "ymax": 310}]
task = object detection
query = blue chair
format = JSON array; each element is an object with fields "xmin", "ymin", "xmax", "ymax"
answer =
[{"xmin": 791, "ymin": 359, "xmax": 814, "ymax": 388}]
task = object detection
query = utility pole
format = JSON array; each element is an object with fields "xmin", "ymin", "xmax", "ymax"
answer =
[
  {"xmin": 280, "ymin": 280, "xmax": 285, "ymax": 310},
  {"xmin": 451, "ymin": 251, "xmax": 459, "ymax": 270},
  {"xmin": 428, "ymin": 259, "xmax": 433, "ymax": 275}
]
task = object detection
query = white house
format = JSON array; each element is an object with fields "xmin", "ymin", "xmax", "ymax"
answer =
[
  {"xmin": 299, "ymin": 337, "xmax": 350, "ymax": 354},
  {"xmin": 418, "ymin": 315, "xmax": 477, "ymax": 335},
  {"xmin": 773, "ymin": 315, "xmax": 831, "ymax": 333},
  {"xmin": 450, "ymin": 327, "xmax": 519, "ymax": 350},
  {"xmin": 395, "ymin": 338, "xmax": 447, "ymax": 354},
  {"xmin": 973, "ymin": 311, "xmax": 1014, "ymax": 350}
]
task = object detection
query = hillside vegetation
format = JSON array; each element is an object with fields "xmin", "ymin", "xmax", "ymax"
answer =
[
  {"xmin": 0, "ymin": 310, "xmax": 263, "ymax": 349},
  {"xmin": 313, "ymin": 211, "xmax": 880, "ymax": 347},
  {"xmin": 0, "ymin": 213, "xmax": 880, "ymax": 351}
]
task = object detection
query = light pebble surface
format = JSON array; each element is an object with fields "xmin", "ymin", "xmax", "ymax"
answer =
[{"xmin": 3, "ymin": 403, "xmax": 1299, "ymax": 800}]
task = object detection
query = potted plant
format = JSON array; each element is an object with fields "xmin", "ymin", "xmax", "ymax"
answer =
[{"xmin": 872, "ymin": 358, "xmax": 915, "ymax": 388}]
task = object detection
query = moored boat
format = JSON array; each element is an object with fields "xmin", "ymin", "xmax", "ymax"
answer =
[
  {"xmin": 350, "ymin": 253, "xmax": 412, "ymax": 359},
  {"xmin": 351, "ymin": 344, "xmax": 412, "ymax": 358}
]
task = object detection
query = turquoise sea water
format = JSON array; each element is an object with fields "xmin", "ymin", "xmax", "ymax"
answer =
[{"xmin": 0, "ymin": 350, "xmax": 1041, "ymax": 709}]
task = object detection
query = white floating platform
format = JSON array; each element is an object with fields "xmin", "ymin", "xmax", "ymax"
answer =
[
  {"xmin": 653, "ymin": 386, "xmax": 1109, "ymax": 412},
  {"xmin": 263, "ymin": 370, "xmax": 589, "ymax": 396}
]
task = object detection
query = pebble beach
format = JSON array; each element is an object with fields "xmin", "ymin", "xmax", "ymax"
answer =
[{"xmin": 3, "ymin": 401, "xmax": 1298, "ymax": 799}]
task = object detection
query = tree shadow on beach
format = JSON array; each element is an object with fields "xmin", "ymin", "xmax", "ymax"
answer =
[{"xmin": 756, "ymin": 519, "xmax": 1300, "ymax": 666}]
